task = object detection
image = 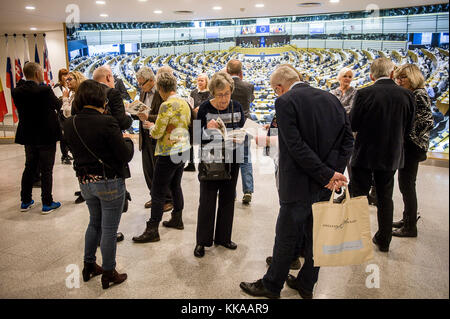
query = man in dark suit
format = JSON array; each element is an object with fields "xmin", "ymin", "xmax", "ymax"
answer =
[
  {"xmin": 13, "ymin": 62, "xmax": 63, "ymax": 214},
  {"xmin": 349, "ymin": 58, "xmax": 415, "ymax": 252},
  {"xmin": 92, "ymin": 66, "xmax": 132, "ymax": 131},
  {"xmin": 226, "ymin": 59, "xmax": 255, "ymax": 204},
  {"xmin": 132, "ymin": 66, "xmax": 173, "ymax": 212},
  {"xmin": 240, "ymin": 65, "xmax": 353, "ymax": 299}
]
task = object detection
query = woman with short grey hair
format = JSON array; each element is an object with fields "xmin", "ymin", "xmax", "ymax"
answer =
[
  {"xmin": 193, "ymin": 71, "xmax": 245, "ymax": 258},
  {"xmin": 132, "ymin": 71, "xmax": 192, "ymax": 244},
  {"xmin": 330, "ymin": 67, "xmax": 357, "ymax": 114}
]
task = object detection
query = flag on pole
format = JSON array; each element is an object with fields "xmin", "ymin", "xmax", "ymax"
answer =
[
  {"xmin": 5, "ymin": 37, "xmax": 19, "ymax": 123},
  {"xmin": 14, "ymin": 36, "xmax": 24, "ymax": 86},
  {"xmin": 34, "ymin": 35, "xmax": 40, "ymax": 64},
  {"xmin": 43, "ymin": 36, "xmax": 54, "ymax": 86},
  {"xmin": 23, "ymin": 34, "xmax": 30, "ymax": 64},
  {"xmin": 0, "ymin": 78, "xmax": 8, "ymax": 123}
]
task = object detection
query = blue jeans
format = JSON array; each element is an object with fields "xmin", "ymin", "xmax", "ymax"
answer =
[
  {"xmin": 262, "ymin": 188, "xmax": 331, "ymax": 294},
  {"xmin": 81, "ymin": 178, "xmax": 125, "ymax": 271},
  {"xmin": 239, "ymin": 136, "xmax": 254, "ymax": 194}
]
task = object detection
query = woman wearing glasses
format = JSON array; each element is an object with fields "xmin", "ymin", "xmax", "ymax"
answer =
[
  {"xmin": 62, "ymin": 71, "xmax": 87, "ymax": 204},
  {"xmin": 194, "ymin": 72, "xmax": 246, "ymax": 258},
  {"xmin": 392, "ymin": 64, "xmax": 434, "ymax": 238}
]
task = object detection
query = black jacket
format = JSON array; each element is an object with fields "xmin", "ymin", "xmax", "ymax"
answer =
[
  {"xmin": 72, "ymin": 84, "xmax": 132, "ymax": 131},
  {"xmin": 64, "ymin": 108, "xmax": 134, "ymax": 179},
  {"xmin": 12, "ymin": 80, "xmax": 62, "ymax": 145},
  {"xmin": 350, "ymin": 79, "xmax": 416, "ymax": 171},
  {"xmin": 276, "ymin": 83, "xmax": 354, "ymax": 203},
  {"xmin": 231, "ymin": 77, "xmax": 255, "ymax": 119},
  {"xmin": 137, "ymin": 89, "xmax": 164, "ymax": 151},
  {"xmin": 104, "ymin": 85, "xmax": 133, "ymax": 130}
]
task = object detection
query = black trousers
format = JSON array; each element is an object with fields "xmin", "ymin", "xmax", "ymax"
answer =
[
  {"xmin": 350, "ymin": 167, "xmax": 396, "ymax": 247},
  {"xmin": 142, "ymin": 140, "xmax": 172, "ymax": 203},
  {"xmin": 58, "ymin": 113, "xmax": 70, "ymax": 158},
  {"xmin": 149, "ymin": 152, "xmax": 187, "ymax": 223},
  {"xmin": 196, "ymin": 163, "xmax": 239, "ymax": 246},
  {"xmin": 21, "ymin": 144, "xmax": 56, "ymax": 206},
  {"xmin": 398, "ymin": 155, "xmax": 421, "ymax": 229},
  {"xmin": 262, "ymin": 189, "xmax": 331, "ymax": 294}
]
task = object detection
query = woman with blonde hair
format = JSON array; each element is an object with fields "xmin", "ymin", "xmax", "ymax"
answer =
[
  {"xmin": 392, "ymin": 64, "xmax": 434, "ymax": 237},
  {"xmin": 331, "ymin": 67, "xmax": 357, "ymax": 114},
  {"xmin": 63, "ymin": 70, "xmax": 87, "ymax": 204},
  {"xmin": 184, "ymin": 73, "xmax": 212, "ymax": 172},
  {"xmin": 62, "ymin": 71, "xmax": 86, "ymax": 117}
]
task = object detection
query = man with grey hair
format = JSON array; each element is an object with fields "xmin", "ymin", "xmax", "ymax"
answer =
[
  {"xmin": 240, "ymin": 65, "xmax": 353, "ymax": 299},
  {"xmin": 349, "ymin": 57, "xmax": 415, "ymax": 252},
  {"xmin": 134, "ymin": 66, "xmax": 173, "ymax": 212}
]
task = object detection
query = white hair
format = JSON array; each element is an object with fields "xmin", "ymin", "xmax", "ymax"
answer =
[
  {"xmin": 370, "ymin": 58, "xmax": 395, "ymax": 80},
  {"xmin": 136, "ymin": 66, "xmax": 155, "ymax": 81},
  {"xmin": 270, "ymin": 65, "xmax": 300, "ymax": 88},
  {"xmin": 337, "ymin": 67, "xmax": 354, "ymax": 80}
]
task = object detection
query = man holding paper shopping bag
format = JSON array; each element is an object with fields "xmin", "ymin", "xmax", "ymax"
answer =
[{"xmin": 240, "ymin": 65, "xmax": 354, "ymax": 299}]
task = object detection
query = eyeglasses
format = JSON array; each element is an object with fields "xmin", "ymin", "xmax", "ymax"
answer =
[
  {"xmin": 138, "ymin": 79, "xmax": 150, "ymax": 87},
  {"xmin": 215, "ymin": 92, "xmax": 231, "ymax": 98},
  {"xmin": 396, "ymin": 75, "xmax": 408, "ymax": 80}
]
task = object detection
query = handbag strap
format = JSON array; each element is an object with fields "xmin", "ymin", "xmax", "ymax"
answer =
[{"xmin": 72, "ymin": 115, "xmax": 114, "ymax": 179}]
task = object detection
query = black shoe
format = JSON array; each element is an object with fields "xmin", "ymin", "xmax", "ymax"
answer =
[
  {"xmin": 368, "ymin": 187, "xmax": 377, "ymax": 206},
  {"xmin": 75, "ymin": 195, "xmax": 85, "ymax": 204},
  {"xmin": 392, "ymin": 226, "xmax": 417, "ymax": 238},
  {"xmin": 162, "ymin": 211, "xmax": 184, "ymax": 230},
  {"xmin": 132, "ymin": 221, "xmax": 160, "ymax": 243},
  {"xmin": 372, "ymin": 236, "xmax": 389, "ymax": 252},
  {"xmin": 184, "ymin": 163, "xmax": 196, "ymax": 172},
  {"xmin": 215, "ymin": 241, "xmax": 237, "ymax": 250},
  {"xmin": 61, "ymin": 156, "xmax": 71, "ymax": 165},
  {"xmin": 333, "ymin": 193, "xmax": 346, "ymax": 204},
  {"xmin": 194, "ymin": 245, "xmax": 205, "ymax": 258},
  {"xmin": 286, "ymin": 274, "xmax": 313, "ymax": 299},
  {"xmin": 117, "ymin": 232, "xmax": 124, "ymax": 242},
  {"xmin": 239, "ymin": 279, "xmax": 280, "ymax": 299},
  {"xmin": 122, "ymin": 192, "xmax": 131, "ymax": 213},
  {"xmin": 266, "ymin": 256, "xmax": 301, "ymax": 270},
  {"xmin": 392, "ymin": 219, "xmax": 404, "ymax": 229}
]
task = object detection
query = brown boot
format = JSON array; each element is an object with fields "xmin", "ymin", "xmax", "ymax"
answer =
[
  {"xmin": 101, "ymin": 269, "xmax": 127, "ymax": 289},
  {"xmin": 82, "ymin": 262, "xmax": 103, "ymax": 282}
]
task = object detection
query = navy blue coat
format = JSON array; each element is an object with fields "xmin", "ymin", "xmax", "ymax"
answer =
[{"xmin": 276, "ymin": 83, "xmax": 354, "ymax": 203}]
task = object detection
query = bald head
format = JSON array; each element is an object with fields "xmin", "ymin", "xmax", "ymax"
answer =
[
  {"xmin": 93, "ymin": 65, "xmax": 114, "ymax": 88},
  {"xmin": 226, "ymin": 59, "xmax": 243, "ymax": 77}
]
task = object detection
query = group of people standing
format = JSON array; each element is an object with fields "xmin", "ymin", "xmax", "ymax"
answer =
[
  {"xmin": 12, "ymin": 55, "xmax": 433, "ymax": 296},
  {"xmin": 240, "ymin": 57, "xmax": 433, "ymax": 299}
]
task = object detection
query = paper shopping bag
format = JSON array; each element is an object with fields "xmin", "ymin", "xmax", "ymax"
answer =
[{"xmin": 312, "ymin": 187, "xmax": 373, "ymax": 267}]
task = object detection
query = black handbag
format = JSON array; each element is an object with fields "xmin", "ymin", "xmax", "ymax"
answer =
[{"xmin": 198, "ymin": 101, "xmax": 235, "ymax": 182}]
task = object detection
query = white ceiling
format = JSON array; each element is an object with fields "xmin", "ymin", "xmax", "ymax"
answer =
[{"xmin": 0, "ymin": 0, "xmax": 447, "ymax": 33}]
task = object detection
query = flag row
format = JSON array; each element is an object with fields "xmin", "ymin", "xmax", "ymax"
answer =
[{"xmin": 1, "ymin": 35, "xmax": 53, "ymax": 123}]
